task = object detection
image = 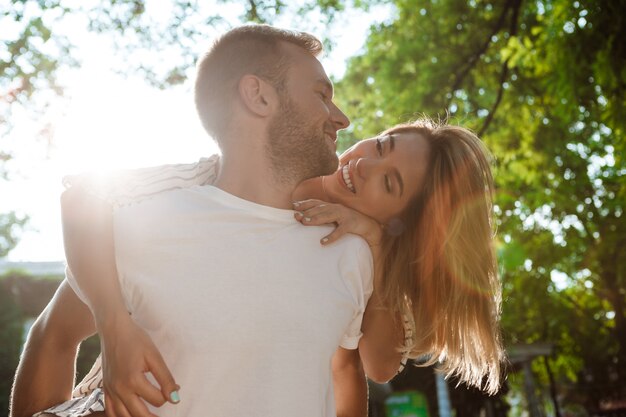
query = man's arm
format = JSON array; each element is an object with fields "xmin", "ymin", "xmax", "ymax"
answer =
[
  {"xmin": 332, "ymin": 347, "xmax": 368, "ymax": 417},
  {"xmin": 10, "ymin": 280, "xmax": 96, "ymax": 417}
]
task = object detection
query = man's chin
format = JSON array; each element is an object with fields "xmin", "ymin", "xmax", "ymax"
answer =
[
  {"xmin": 301, "ymin": 158, "xmax": 337, "ymax": 182},
  {"xmin": 320, "ymin": 155, "xmax": 339, "ymax": 177}
]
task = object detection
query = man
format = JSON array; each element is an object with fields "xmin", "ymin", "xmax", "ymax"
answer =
[{"xmin": 10, "ymin": 25, "xmax": 373, "ymax": 417}]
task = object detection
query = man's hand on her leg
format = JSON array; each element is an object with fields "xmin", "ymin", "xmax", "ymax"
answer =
[{"xmin": 10, "ymin": 280, "xmax": 96, "ymax": 417}]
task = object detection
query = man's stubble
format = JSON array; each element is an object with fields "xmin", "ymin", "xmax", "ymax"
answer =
[{"xmin": 266, "ymin": 93, "xmax": 338, "ymax": 186}]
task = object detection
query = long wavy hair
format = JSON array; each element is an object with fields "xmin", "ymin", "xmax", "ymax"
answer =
[{"xmin": 378, "ymin": 118, "xmax": 504, "ymax": 394}]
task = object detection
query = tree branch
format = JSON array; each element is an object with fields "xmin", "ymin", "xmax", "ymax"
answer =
[
  {"xmin": 478, "ymin": 60, "xmax": 509, "ymax": 136},
  {"xmin": 445, "ymin": 0, "xmax": 515, "ymax": 108},
  {"xmin": 478, "ymin": 0, "xmax": 523, "ymax": 135},
  {"xmin": 246, "ymin": 0, "xmax": 261, "ymax": 22}
]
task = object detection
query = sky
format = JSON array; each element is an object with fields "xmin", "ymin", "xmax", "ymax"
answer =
[{"xmin": 1, "ymin": 2, "xmax": 394, "ymax": 261}]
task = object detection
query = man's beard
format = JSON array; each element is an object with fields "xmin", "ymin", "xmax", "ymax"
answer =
[{"xmin": 266, "ymin": 95, "xmax": 339, "ymax": 186}]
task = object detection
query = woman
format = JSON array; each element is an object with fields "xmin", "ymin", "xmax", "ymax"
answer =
[{"xmin": 36, "ymin": 118, "xmax": 503, "ymax": 416}]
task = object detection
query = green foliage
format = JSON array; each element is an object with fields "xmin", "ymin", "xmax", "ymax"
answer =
[
  {"xmin": 0, "ymin": 212, "xmax": 28, "ymax": 258},
  {"xmin": 337, "ymin": 0, "xmax": 626, "ymax": 409}
]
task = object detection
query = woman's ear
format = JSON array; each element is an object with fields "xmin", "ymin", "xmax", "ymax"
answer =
[{"xmin": 238, "ymin": 74, "xmax": 277, "ymax": 117}]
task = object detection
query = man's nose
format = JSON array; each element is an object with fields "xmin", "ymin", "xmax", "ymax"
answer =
[{"xmin": 330, "ymin": 102, "xmax": 350, "ymax": 130}]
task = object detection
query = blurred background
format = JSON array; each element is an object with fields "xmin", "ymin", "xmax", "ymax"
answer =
[{"xmin": 1, "ymin": 0, "xmax": 625, "ymax": 416}]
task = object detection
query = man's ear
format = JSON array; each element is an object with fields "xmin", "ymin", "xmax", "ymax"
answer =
[{"xmin": 238, "ymin": 74, "xmax": 277, "ymax": 117}]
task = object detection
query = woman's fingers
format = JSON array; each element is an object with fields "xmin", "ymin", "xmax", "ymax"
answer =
[
  {"xmin": 145, "ymin": 349, "xmax": 180, "ymax": 405},
  {"xmin": 292, "ymin": 199, "xmax": 326, "ymax": 211},
  {"xmin": 106, "ymin": 391, "xmax": 132, "ymax": 417},
  {"xmin": 294, "ymin": 200, "xmax": 383, "ymax": 248},
  {"xmin": 106, "ymin": 380, "xmax": 162, "ymax": 417},
  {"xmin": 294, "ymin": 201, "xmax": 348, "ymax": 224},
  {"xmin": 294, "ymin": 207, "xmax": 338, "ymax": 226},
  {"xmin": 123, "ymin": 394, "xmax": 160, "ymax": 417},
  {"xmin": 294, "ymin": 204, "xmax": 353, "ymax": 245},
  {"xmin": 134, "ymin": 375, "xmax": 168, "ymax": 408},
  {"xmin": 321, "ymin": 225, "xmax": 349, "ymax": 245}
]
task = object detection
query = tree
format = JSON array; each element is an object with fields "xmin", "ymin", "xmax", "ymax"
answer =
[
  {"xmin": 336, "ymin": 0, "xmax": 626, "ymax": 410},
  {"xmin": 0, "ymin": 212, "xmax": 28, "ymax": 258}
]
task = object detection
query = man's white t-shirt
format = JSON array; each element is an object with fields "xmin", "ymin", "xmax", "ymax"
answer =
[{"xmin": 70, "ymin": 175, "xmax": 373, "ymax": 416}]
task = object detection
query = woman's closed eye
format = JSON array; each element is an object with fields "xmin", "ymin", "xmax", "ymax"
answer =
[
  {"xmin": 384, "ymin": 175, "xmax": 392, "ymax": 193},
  {"xmin": 376, "ymin": 138, "xmax": 383, "ymax": 155}
]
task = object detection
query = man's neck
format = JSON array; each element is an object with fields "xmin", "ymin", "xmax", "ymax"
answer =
[{"xmin": 214, "ymin": 152, "xmax": 298, "ymax": 210}]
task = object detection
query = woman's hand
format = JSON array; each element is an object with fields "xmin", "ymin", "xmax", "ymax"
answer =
[
  {"xmin": 293, "ymin": 199, "xmax": 383, "ymax": 247},
  {"xmin": 98, "ymin": 312, "xmax": 180, "ymax": 417}
]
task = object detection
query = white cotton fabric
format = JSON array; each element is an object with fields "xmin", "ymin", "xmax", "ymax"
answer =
[
  {"xmin": 63, "ymin": 171, "xmax": 373, "ymax": 416},
  {"xmin": 62, "ymin": 155, "xmax": 221, "ymax": 208}
]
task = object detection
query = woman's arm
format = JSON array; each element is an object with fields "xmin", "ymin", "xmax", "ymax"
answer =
[
  {"xmin": 59, "ymin": 158, "xmax": 219, "ymax": 412},
  {"xmin": 61, "ymin": 185, "xmax": 127, "ymax": 332},
  {"xmin": 293, "ymin": 200, "xmax": 405, "ymax": 382},
  {"xmin": 332, "ymin": 348, "xmax": 368, "ymax": 417},
  {"xmin": 358, "ymin": 281, "xmax": 404, "ymax": 382},
  {"xmin": 61, "ymin": 187, "xmax": 179, "ymax": 415}
]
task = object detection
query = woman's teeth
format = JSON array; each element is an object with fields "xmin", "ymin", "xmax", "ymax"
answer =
[{"xmin": 342, "ymin": 164, "xmax": 355, "ymax": 193}]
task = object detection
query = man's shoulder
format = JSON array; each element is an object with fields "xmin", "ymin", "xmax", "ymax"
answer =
[
  {"xmin": 320, "ymin": 232, "xmax": 373, "ymax": 265},
  {"xmin": 336, "ymin": 233, "xmax": 370, "ymax": 252},
  {"xmin": 113, "ymin": 185, "xmax": 211, "ymax": 219}
]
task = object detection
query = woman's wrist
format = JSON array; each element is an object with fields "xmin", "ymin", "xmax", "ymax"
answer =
[{"xmin": 93, "ymin": 304, "xmax": 131, "ymax": 335}]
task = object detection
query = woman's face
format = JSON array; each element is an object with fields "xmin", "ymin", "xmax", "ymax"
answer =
[{"xmin": 324, "ymin": 130, "xmax": 431, "ymax": 224}]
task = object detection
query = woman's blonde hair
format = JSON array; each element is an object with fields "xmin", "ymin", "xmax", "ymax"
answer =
[{"xmin": 378, "ymin": 118, "xmax": 504, "ymax": 394}]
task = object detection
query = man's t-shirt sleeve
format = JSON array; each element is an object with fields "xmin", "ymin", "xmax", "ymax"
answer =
[{"xmin": 338, "ymin": 239, "xmax": 374, "ymax": 350}]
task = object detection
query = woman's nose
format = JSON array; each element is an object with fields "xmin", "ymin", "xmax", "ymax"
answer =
[{"xmin": 355, "ymin": 157, "xmax": 378, "ymax": 180}]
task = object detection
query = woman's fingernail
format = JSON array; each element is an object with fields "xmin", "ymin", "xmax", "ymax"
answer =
[
  {"xmin": 294, "ymin": 211, "xmax": 302, "ymax": 217},
  {"xmin": 293, "ymin": 201, "xmax": 300, "ymax": 207},
  {"xmin": 170, "ymin": 390, "xmax": 180, "ymax": 403},
  {"xmin": 321, "ymin": 237, "xmax": 329, "ymax": 244},
  {"xmin": 304, "ymin": 217, "xmax": 311, "ymax": 222}
]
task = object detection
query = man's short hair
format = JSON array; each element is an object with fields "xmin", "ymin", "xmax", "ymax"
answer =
[{"xmin": 194, "ymin": 24, "xmax": 323, "ymax": 145}]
